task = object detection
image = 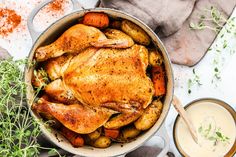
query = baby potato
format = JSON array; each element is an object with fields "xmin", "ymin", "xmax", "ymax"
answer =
[
  {"xmin": 93, "ymin": 136, "xmax": 111, "ymax": 148},
  {"xmin": 139, "ymin": 45, "xmax": 149, "ymax": 68},
  {"xmin": 122, "ymin": 126, "xmax": 141, "ymax": 139},
  {"xmin": 134, "ymin": 100, "xmax": 163, "ymax": 131},
  {"xmin": 87, "ymin": 129, "xmax": 101, "ymax": 141},
  {"xmin": 121, "ymin": 20, "xmax": 151, "ymax": 46},
  {"xmin": 149, "ymin": 49, "xmax": 163, "ymax": 66}
]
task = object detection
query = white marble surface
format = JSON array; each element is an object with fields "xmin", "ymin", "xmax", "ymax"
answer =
[
  {"xmin": 0, "ymin": 0, "xmax": 235, "ymax": 156},
  {"xmin": 167, "ymin": 8, "xmax": 236, "ymax": 156}
]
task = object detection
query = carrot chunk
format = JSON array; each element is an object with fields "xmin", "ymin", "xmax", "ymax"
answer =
[
  {"xmin": 82, "ymin": 12, "xmax": 109, "ymax": 29},
  {"xmin": 104, "ymin": 128, "xmax": 120, "ymax": 139},
  {"xmin": 151, "ymin": 66, "xmax": 166, "ymax": 96},
  {"xmin": 61, "ymin": 127, "xmax": 84, "ymax": 147}
]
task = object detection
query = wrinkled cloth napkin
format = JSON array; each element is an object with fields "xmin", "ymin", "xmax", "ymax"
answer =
[{"xmin": 101, "ymin": 0, "xmax": 236, "ymax": 66}]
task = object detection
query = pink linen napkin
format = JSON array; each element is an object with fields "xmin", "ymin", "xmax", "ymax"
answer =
[{"xmin": 101, "ymin": 0, "xmax": 236, "ymax": 66}]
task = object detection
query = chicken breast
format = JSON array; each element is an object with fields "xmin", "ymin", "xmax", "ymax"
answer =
[{"xmin": 64, "ymin": 44, "xmax": 154, "ymax": 109}]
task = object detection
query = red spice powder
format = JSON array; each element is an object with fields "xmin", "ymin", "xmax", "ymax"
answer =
[
  {"xmin": 48, "ymin": 0, "xmax": 66, "ymax": 11},
  {"xmin": 0, "ymin": 8, "xmax": 21, "ymax": 36}
]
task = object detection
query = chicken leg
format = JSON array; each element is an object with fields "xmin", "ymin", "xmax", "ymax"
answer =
[
  {"xmin": 35, "ymin": 26, "xmax": 134, "ymax": 62},
  {"xmin": 32, "ymin": 97, "xmax": 115, "ymax": 134},
  {"xmin": 35, "ymin": 24, "xmax": 106, "ymax": 61}
]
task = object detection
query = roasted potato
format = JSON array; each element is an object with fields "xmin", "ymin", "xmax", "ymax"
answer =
[
  {"xmin": 121, "ymin": 20, "xmax": 151, "ymax": 46},
  {"xmin": 139, "ymin": 45, "xmax": 149, "ymax": 68},
  {"xmin": 93, "ymin": 136, "xmax": 111, "ymax": 148},
  {"xmin": 149, "ymin": 49, "xmax": 163, "ymax": 66},
  {"xmin": 134, "ymin": 100, "xmax": 163, "ymax": 130},
  {"xmin": 87, "ymin": 129, "xmax": 101, "ymax": 141},
  {"xmin": 122, "ymin": 126, "xmax": 141, "ymax": 139}
]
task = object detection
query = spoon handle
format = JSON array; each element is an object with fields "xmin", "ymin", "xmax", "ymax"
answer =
[{"xmin": 172, "ymin": 95, "xmax": 198, "ymax": 143}]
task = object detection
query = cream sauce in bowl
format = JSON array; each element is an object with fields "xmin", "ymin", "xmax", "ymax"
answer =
[{"xmin": 174, "ymin": 99, "xmax": 236, "ymax": 157}]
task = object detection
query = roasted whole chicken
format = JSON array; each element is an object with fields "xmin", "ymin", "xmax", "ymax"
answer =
[{"xmin": 32, "ymin": 12, "xmax": 166, "ymax": 148}]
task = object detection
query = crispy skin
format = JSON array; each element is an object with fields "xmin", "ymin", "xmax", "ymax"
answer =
[
  {"xmin": 64, "ymin": 44, "xmax": 154, "ymax": 110},
  {"xmin": 44, "ymin": 47, "xmax": 99, "ymax": 80},
  {"xmin": 35, "ymin": 24, "xmax": 106, "ymax": 61},
  {"xmin": 32, "ymin": 98, "xmax": 115, "ymax": 134}
]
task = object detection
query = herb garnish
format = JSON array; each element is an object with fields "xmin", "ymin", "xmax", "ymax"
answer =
[{"xmin": 198, "ymin": 123, "xmax": 230, "ymax": 146}]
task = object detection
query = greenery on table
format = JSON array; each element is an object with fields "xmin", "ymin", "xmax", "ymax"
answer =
[
  {"xmin": 0, "ymin": 58, "xmax": 59, "ymax": 157},
  {"xmin": 188, "ymin": 6, "xmax": 236, "ymax": 93}
]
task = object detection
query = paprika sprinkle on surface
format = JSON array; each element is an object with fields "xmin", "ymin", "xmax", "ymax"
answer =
[
  {"xmin": 48, "ymin": 0, "xmax": 66, "ymax": 11},
  {"xmin": 0, "ymin": 8, "xmax": 21, "ymax": 36}
]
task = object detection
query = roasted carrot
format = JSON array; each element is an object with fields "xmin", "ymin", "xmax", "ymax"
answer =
[
  {"xmin": 82, "ymin": 12, "xmax": 109, "ymax": 29},
  {"xmin": 61, "ymin": 127, "xmax": 84, "ymax": 147},
  {"xmin": 151, "ymin": 65, "xmax": 166, "ymax": 96},
  {"xmin": 104, "ymin": 128, "xmax": 120, "ymax": 139}
]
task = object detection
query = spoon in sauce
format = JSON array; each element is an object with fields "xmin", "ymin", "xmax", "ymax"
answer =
[{"xmin": 172, "ymin": 95, "xmax": 198, "ymax": 144}]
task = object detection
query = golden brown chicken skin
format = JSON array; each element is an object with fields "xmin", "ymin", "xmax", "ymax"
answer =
[
  {"xmin": 35, "ymin": 24, "xmax": 107, "ymax": 61},
  {"xmin": 32, "ymin": 97, "xmax": 115, "ymax": 134}
]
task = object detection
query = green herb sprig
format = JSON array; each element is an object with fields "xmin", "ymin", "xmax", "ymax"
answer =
[
  {"xmin": 198, "ymin": 124, "xmax": 230, "ymax": 146},
  {"xmin": 0, "ymin": 58, "xmax": 60, "ymax": 157},
  {"xmin": 189, "ymin": 6, "xmax": 227, "ymax": 33},
  {"xmin": 187, "ymin": 68, "xmax": 202, "ymax": 94}
]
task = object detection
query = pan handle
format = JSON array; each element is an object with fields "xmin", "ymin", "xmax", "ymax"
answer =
[
  {"xmin": 27, "ymin": 0, "xmax": 83, "ymax": 42},
  {"xmin": 115, "ymin": 125, "xmax": 170, "ymax": 157},
  {"xmin": 154, "ymin": 124, "xmax": 170, "ymax": 157}
]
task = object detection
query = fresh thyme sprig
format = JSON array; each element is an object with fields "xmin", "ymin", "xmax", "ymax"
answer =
[
  {"xmin": 0, "ymin": 58, "xmax": 60, "ymax": 157},
  {"xmin": 187, "ymin": 68, "xmax": 202, "ymax": 94},
  {"xmin": 189, "ymin": 6, "xmax": 227, "ymax": 33}
]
